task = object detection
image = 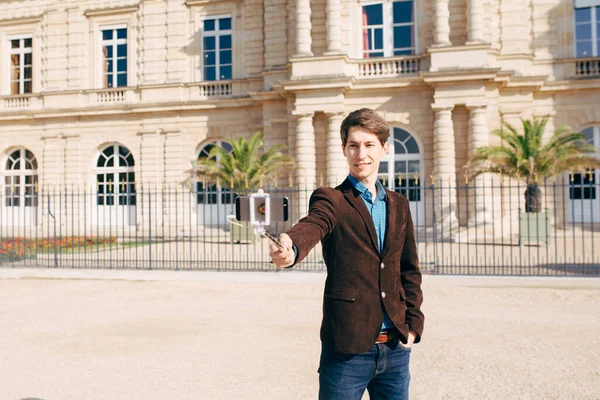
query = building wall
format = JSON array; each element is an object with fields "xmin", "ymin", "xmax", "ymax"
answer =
[{"xmin": 0, "ymin": 0, "xmax": 599, "ymax": 234}]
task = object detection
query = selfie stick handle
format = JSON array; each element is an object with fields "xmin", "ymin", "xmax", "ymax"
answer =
[{"xmin": 255, "ymin": 226, "xmax": 286, "ymax": 251}]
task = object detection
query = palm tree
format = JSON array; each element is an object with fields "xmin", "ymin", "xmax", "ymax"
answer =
[
  {"xmin": 194, "ymin": 131, "xmax": 294, "ymax": 192},
  {"xmin": 466, "ymin": 117, "xmax": 600, "ymax": 212}
]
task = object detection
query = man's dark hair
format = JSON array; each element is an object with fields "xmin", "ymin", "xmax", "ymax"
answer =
[{"xmin": 340, "ymin": 108, "xmax": 390, "ymax": 147}]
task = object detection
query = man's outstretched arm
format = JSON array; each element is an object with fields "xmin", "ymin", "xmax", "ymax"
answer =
[{"xmin": 269, "ymin": 187, "xmax": 338, "ymax": 268}]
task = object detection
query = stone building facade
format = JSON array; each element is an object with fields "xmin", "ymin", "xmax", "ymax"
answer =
[{"xmin": 0, "ymin": 0, "xmax": 600, "ymax": 234}]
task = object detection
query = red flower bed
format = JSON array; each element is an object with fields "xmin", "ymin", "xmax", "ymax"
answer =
[{"xmin": 0, "ymin": 236, "xmax": 116, "ymax": 261}]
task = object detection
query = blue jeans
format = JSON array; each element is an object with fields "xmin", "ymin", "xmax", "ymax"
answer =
[{"xmin": 318, "ymin": 341, "xmax": 411, "ymax": 400}]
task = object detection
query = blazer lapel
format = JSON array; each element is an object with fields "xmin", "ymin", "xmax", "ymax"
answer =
[
  {"xmin": 340, "ymin": 179, "xmax": 379, "ymax": 253},
  {"xmin": 381, "ymin": 190, "xmax": 400, "ymax": 257}
]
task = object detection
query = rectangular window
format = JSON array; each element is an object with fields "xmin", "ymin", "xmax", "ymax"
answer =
[
  {"xmin": 202, "ymin": 16, "xmax": 232, "ymax": 81},
  {"xmin": 117, "ymin": 172, "xmax": 136, "ymax": 206},
  {"xmin": 197, "ymin": 182, "xmax": 218, "ymax": 204},
  {"xmin": 102, "ymin": 27, "xmax": 128, "ymax": 88},
  {"xmin": 362, "ymin": 0, "xmax": 415, "ymax": 58},
  {"xmin": 394, "ymin": 177, "xmax": 421, "ymax": 202},
  {"xmin": 570, "ymin": 171, "xmax": 597, "ymax": 200},
  {"xmin": 362, "ymin": 4, "xmax": 385, "ymax": 58},
  {"xmin": 392, "ymin": 1, "xmax": 415, "ymax": 55},
  {"xmin": 24, "ymin": 175, "xmax": 39, "ymax": 207},
  {"xmin": 97, "ymin": 173, "xmax": 115, "ymax": 206},
  {"xmin": 10, "ymin": 37, "xmax": 33, "ymax": 95},
  {"xmin": 3, "ymin": 175, "xmax": 38, "ymax": 207},
  {"xmin": 575, "ymin": 6, "xmax": 599, "ymax": 57},
  {"xmin": 5, "ymin": 176, "xmax": 20, "ymax": 207}
]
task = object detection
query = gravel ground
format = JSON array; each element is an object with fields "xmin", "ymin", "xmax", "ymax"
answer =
[{"xmin": 0, "ymin": 270, "xmax": 598, "ymax": 400}]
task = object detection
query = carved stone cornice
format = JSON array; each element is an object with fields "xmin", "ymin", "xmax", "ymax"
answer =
[
  {"xmin": 84, "ymin": 2, "xmax": 140, "ymax": 17},
  {"xmin": 0, "ymin": 12, "xmax": 44, "ymax": 26}
]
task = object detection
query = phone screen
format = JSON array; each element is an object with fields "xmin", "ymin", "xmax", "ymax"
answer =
[{"xmin": 235, "ymin": 196, "xmax": 288, "ymax": 222}]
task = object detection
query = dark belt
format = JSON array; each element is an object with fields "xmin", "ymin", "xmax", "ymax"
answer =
[{"xmin": 375, "ymin": 329, "xmax": 398, "ymax": 344}]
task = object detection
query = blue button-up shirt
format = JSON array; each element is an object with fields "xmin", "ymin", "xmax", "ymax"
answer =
[{"xmin": 347, "ymin": 175, "xmax": 394, "ymax": 330}]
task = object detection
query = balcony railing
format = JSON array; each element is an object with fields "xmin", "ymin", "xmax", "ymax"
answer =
[
  {"xmin": 198, "ymin": 81, "xmax": 233, "ymax": 98},
  {"xmin": 0, "ymin": 78, "xmax": 260, "ymax": 115},
  {"xmin": 3, "ymin": 95, "xmax": 31, "ymax": 109},
  {"xmin": 574, "ymin": 57, "xmax": 600, "ymax": 78},
  {"xmin": 353, "ymin": 55, "xmax": 425, "ymax": 78},
  {"xmin": 96, "ymin": 89, "xmax": 126, "ymax": 103}
]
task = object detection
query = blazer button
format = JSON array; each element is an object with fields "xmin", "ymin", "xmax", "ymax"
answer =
[
  {"xmin": 380, "ymin": 262, "xmax": 385, "ymax": 269},
  {"xmin": 381, "ymin": 291, "xmax": 386, "ymax": 298}
]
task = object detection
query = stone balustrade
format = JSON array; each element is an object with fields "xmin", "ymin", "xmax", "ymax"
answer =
[
  {"xmin": 3, "ymin": 95, "xmax": 32, "ymax": 109},
  {"xmin": 354, "ymin": 55, "xmax": 425, "ymax": 78},
  {"xmin": 575, "ymin": 57, "xmax": 600, "ymax": 78},
  {"xmin": 0, "ymin": 78, "xmax": 260, "ymax": 115},
  {"xmin": 96, "ymin": 90, "xmax": 126, "ymax": 104},
  {"xmin": 198, "ymin": 81, "xmax": 232, "ymax": 98}
]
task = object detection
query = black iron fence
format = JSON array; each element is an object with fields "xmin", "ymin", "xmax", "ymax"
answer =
[{"xmin": 1, "ymin": 179, "xmax": 600, "ymax": 276}]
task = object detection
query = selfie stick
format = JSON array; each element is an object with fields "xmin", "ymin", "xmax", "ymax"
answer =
[{"xmin": 249, "ymin": 189, "xmax": 287, "ymax": 251}]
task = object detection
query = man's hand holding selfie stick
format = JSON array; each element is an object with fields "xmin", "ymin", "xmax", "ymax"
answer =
[{"xmin": 268, "ymin": 233, "xmax": 295, "ymax": 268}]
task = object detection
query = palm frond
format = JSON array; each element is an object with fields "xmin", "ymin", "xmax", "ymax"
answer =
[
  {"xmin": 193, "ymin": 131, "xmax": 294, "ymax": 191},
  {"xmin": 466, "ymin": 117, "xmax": 600, "ymax": 185}
]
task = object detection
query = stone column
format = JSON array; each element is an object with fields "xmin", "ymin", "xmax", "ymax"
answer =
[
  {"xmin": 325, "ymin": 0, "xmax": 342, "ymax": 54},
  {"xmin": 295, "ymin": 0, "xmax": 313, "ymax": 56},
  {"xmin": 432, "ymin": 105, "xmax": 458, "ymax": 232},
  {"xmin": 295, "ymin": 113, "xmax": 316, "ymax": 217},
  {"xmin": 467, "ymin": 105, "xmax": 494, "ymax": 226},
  {"xmin": 467, "ymin": 0, "xmax": 485, "ymax": 44},
  {"xmin": 326, "ymin": 113, "xmax": 346, "ymax": 186},
  {"xmin": 434, "ymin": 0, "xmax": 451, "ymax": 46}
]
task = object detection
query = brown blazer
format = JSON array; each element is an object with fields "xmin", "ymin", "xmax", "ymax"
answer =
[{"xmin": 286, "ymin": 178, "xmax": 424, "ymax": 354}]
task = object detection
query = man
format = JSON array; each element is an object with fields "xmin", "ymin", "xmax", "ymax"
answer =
[{"xmin": 269, "ymin": 108, "xmax": 424, "ymax": 400}]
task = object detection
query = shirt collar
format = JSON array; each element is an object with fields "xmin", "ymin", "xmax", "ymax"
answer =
[{"xmin": 347, "ymin": 175, "xmax": 387, "ymax": 201}]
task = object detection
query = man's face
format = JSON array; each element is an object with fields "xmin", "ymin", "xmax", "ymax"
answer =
[{"xmin": 342, "ymin": 127, "xmax": 389, "ymax": 183}]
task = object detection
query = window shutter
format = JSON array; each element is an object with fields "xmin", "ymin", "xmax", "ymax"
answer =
[{"xmin": 575, "ymin": 0, "xmax": 600, "ymax": 8}]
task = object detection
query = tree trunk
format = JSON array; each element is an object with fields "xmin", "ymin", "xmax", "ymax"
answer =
[{"xmin": 525, "ymin": 184, "xmax": 541, "ymax": 213}]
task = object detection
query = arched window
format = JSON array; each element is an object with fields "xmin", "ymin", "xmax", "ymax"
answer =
[
  {"xmin": 196, "ymin": 140, "xmax": 234, "ymax": 205},
  {"xmin": 378, "ymin": 127, "xmax": 422, "ymax": 201},
  {"xmin": 4, "ymin": 148, "xmax": 38, "ymax": 207},
  {"xmin": 95, "ymin": 144, "xmax": 136, "ymax": 206}
]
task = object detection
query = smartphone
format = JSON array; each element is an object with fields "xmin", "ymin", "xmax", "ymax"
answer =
[{"xmin": 235, "ymin": 196, "xmax": 289, "ymax": 222}]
